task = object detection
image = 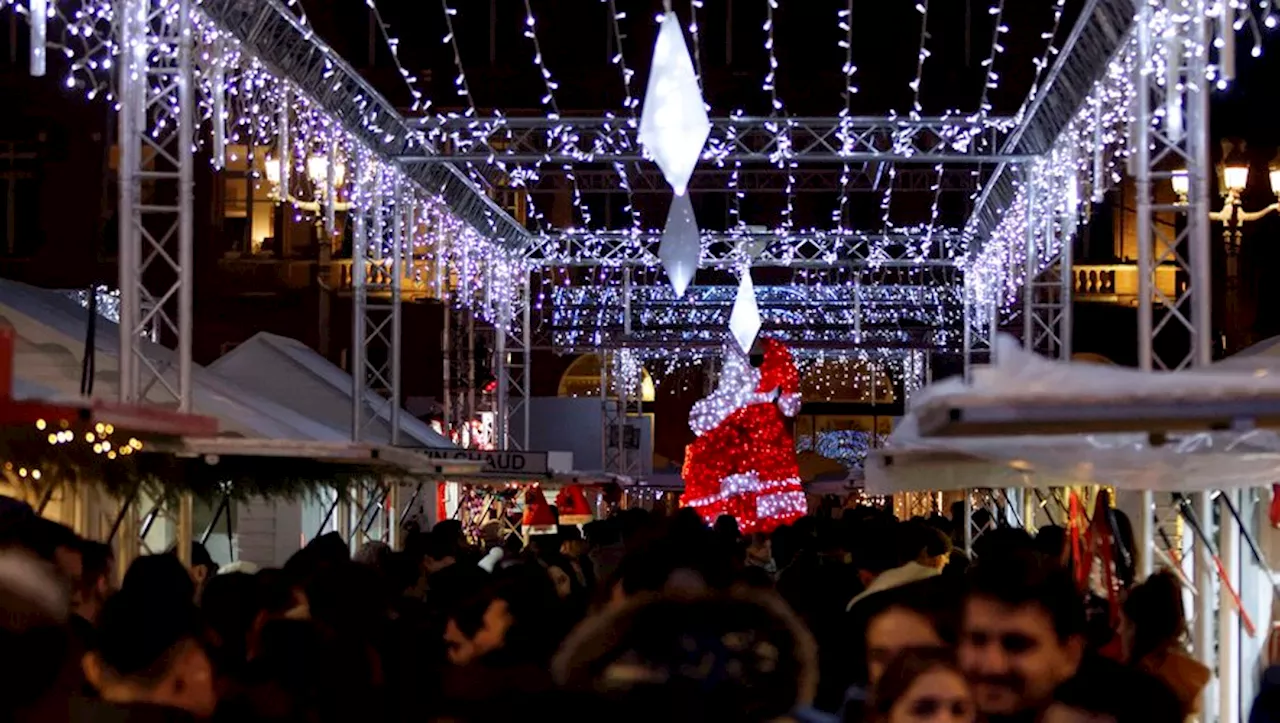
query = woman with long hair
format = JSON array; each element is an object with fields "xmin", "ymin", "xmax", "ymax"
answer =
[{"xmin": 868, "ymin": 648, "xmax": 976, "ymax": 723}]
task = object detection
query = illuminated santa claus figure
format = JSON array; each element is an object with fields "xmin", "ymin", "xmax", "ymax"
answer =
[{"xmin": 681, "ymin": 337, "xmax": 807, "ymax": 534}]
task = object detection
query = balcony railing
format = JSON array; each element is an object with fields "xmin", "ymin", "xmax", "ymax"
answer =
[
  {"xmin": 1073, "ymin": 263, "xmax": 1181, "ymax": 305},
  {"xmin": 214, "ymin": 255, "xmax": 444, "ymax": 301}
]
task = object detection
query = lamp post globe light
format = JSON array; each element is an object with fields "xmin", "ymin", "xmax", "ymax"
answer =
[{"xmin": 1171, "ymin": 140, "xmax": 1280, "ymax": 352}]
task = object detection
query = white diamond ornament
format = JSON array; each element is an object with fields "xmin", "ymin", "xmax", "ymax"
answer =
[
  {"xmin": 638, "ymin": 12, "xmax": 711, "ymax": 196},
  {"xmin": 659, "ymin": 193, "xmax": 701, "ymax": 298},
  {"xmin": 729, "ymin": 269, "xmax": 762, "ymax": 355}
]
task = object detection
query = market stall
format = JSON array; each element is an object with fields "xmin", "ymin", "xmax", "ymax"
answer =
[{"xmin": 867, "ymin": 335, "xmax": 1280, "ymax": 719}]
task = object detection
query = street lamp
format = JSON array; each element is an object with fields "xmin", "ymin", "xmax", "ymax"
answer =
[
  {"xmin": 262, "ymin": 150, "xmax": 352, "ymax": 360},
  {"xmin": 1169, "ymin": 140, "xmax": 1280, "ymax": 352}
]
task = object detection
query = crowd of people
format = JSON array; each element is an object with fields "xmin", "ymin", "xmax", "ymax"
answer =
[{"xmin": 0, "ymin": 494, "xmax": 1275, "ymax": 723}]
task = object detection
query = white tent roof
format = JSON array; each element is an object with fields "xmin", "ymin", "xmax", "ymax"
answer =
[
  {"xmin": 0, "ymin": 278, "xmax": 344, "ymax": 440},
  {"xmin": 209, "ymin": 332, "xmax": 453, "ymax": 448},
  {"xmin": 867, "ymin": 335, "xmax": 1280, "ymax": 494}
]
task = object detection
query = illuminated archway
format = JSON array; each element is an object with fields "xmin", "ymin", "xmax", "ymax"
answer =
[{"xmin": 557, "ymin": 354, "xmax": 657, "ymax": 403}]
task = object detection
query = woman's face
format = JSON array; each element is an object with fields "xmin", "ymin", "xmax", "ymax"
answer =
[
  {"xmin": 866, "ymin": 607, "xmax": 944, "ymax": 686},
  {"xmin": 888, "ymin": 668, "xmax": 976, "ymax": 723}
]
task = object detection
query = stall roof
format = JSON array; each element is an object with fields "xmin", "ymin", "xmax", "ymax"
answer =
[
  {"xmin": 0, "ymin": 278, "xmax": 345, "ymax": 441},
  {"xmin": 161, "ymin": 437, "xmax": 485, "ymax": 478},
  {"xmin": 867, "ymin": 335, "xmax": 1280, "ymax": 494},
  {"xmin": 210, "ymin": 333, "xmax": 453, "ymax": 448}
]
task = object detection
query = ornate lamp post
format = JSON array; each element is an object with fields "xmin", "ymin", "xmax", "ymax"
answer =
[{"xmin": 1171, "ymin": 141, "xmax": 1280, "ymax": 352}]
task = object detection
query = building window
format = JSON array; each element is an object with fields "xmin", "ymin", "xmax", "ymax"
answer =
[
  {"xmin": 222, "ymin": 143, "xmax": 278, "ymax": 255},
  {"xmin": 0, "ymin": 141, "xmax": 39, "ymax": 257}
]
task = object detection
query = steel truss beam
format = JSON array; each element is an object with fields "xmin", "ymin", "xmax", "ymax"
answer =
[
  {"xmin": 116, "ymin": 0, "xmax": 194, "ymax": 567},
  {"xmin": 525, "ymin": 230, "xmax": 965, "ymax": 268},
  {"xmin": 523, "ymin": 167, "xmax": 982, "ymax": 194},
  {"xmin": 404, "ymin": 116, "xmax": 1031, "ymax": 165},
  {"xmin": 200, "ymin": 0, "xmax": 530, "ymax": 249},
  {"xmin": 351, "ymin": 157, "xmax": 404, "ymax": 446},
  {"xmin": 552, "ymin": 284, "xmax": 963, "ymax": 354}
]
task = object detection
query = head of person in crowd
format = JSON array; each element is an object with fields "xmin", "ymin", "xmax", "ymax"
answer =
[
  {"xmin": 869, "ymin": 647, "xmax": 976, "ymax": 723},
  {"xmin": 75, "ymin": 540, "xmax": 115, "ymax": 625},
  {"xmin": 0, "ymin": 547, "xmax": 78, "ymax": 720},
  {"xmin": 959, "ymin": 551, "xmax": 1085, "ymax": 721},
  {"xmin": 200, "ymin": 571, "xmax": 259, "ymax": 674},
  {"xmin": 84, "ymin": 589, "xmax": 217, "ymax": 718},
  {"xmin": 1120, "ymin": 570, "xmax": 1208, "ymax": 716},
  {"xmin": 1033, "ymin": 525, "xmax": 1068, "ymax": 564},
  {"xmin": 443, "ymin": 563, "xmax": 562, "ymax": 667},
  {"xmin": 904, "ymin": 521, "xmax": 953, "ymax": 571},
  {"xmin": 862, "ymin": 580, "xmax": 959, "ymax": 687},
  {"xmin": 850, "ymin": 518, "xmax": 902, "ymax": 588},
  {"xmin": 122, "ymin": 552, "xmax": 196, "ymax": 606},
  {"xmin": 246, "ymin": 569, "xmax": 310, "ymax": 660},
  {"xmin": 1041, "ymin": 657, "xmax": 1183, "ymax": 723},
  {"xmin": 188, "ymin": 541, "xmax": 218, "ymax": 598},
  {"xmin": 560, "ymin": 525, "xmax": 587, "ymax": 559},
  {"xmin": 423, "ymin": 527, "xmax": 462, "ymax": 574},
  {"xmin": 970, "ymin": 526, "xmax": 1033, "ymax": 565},
  {"xmin": 552, "ymin": 588, "xmax": 819, "ymax": 723}
]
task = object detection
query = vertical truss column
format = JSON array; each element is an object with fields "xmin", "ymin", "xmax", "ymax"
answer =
[
  {"xmin": 498, "ymin": 277, "xmax": 532, "ymax": 450},
  {"xmin": 1023, "ymin": 167, "xmax": 1074, "ymax": 360},
  {"xmin": 962, "ymin": 290, "xmax": 995, "ymax": 382},
  {"xmin": 352, "ymin": 168, "xmax": 403, "ymax": 444},
  {"xmin": 600, "ymin": 350, "xmax": 643, "ymax": 478},
  {"xmin": 1134, "ymin": 0, "xmax": 1215, "ymax": 700},
  {"xmin": 116, "ymin": 0, "xmax": 194, "ymax": 565}
]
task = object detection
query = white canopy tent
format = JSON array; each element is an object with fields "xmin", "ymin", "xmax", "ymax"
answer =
[
  {"xmin": 210, "ymin": 332, "xmax": 452, "ymax": 448},
  {"xmin": 866, "ymin": 335, "xmax": 1280, "ymax": 495},
  {"xmin": 0, "ymin": 278, "xmax": 343, "ymax": 440}
]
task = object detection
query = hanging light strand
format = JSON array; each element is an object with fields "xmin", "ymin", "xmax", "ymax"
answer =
[
  {"xmin": 363, "ymin": 0, "xmax": 428, "ymax": 113},
  {"xmin": 604, "ymin": 0, "xmax": 643, "ymax": 238},
  {"xmin": 438, "ymin": 0, "xmax": 547, "ymax": 235},
  {"xmin": 762, "ymin": 0, "xmax": 796, "ymax": 234},
  {"xmin": 520, "ymin": 0, "xmax": 592, "ymax": 229},
  {"xmin": 833, "ymin": 0, "xmax": 857, "ymax": 229}
]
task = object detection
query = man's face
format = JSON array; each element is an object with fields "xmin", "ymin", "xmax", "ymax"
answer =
[
  {"xmin": 958, "ymin": 597, "xmax": 1082, "ymax": 718},
  {"xmin": 866, "ymin": 607, "xmax": 944, "ymax": 686}
]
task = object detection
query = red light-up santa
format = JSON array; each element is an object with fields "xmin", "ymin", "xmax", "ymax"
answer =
[{"xmin": 681, "ymin": 338, "xmax": 808, "ymax": 534}]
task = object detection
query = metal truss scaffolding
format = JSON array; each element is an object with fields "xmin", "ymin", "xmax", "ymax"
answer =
[
  {"xmin": 351, "ymin": 162, "xmax": 404, "ymax": 447},
  {"xmin": 495, "ymin": 280, "xmax": 531, "ymax": 450},
  {"xmin": 115, "ymin": 0, "xmax": 194, "ymax": 567},
  {"xmin": 600, "ymin": 350, "xmax": 644, "ymax": 479},
  {"xmin": 526, "ymin": 230, "xmax": 965, "ymax": 269},
  {"xmin": 1022, "ymin": 167, "xmax": 1074, "ymax": 360},
  {"xmin": 1132, "ymin": 0, "xmax": 1216, "ymax": 707},
  {"xmin": 406, "ymin": 116, "xmax": 1028, "ymax": 165}
]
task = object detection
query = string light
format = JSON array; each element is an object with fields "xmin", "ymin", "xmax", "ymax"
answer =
[
  {"xmin": 363, "ymin": 0, "xmax": 427, "ymax": 112},
  {"xmin": 682, "ymin": 340, "xmax": 807, "ymax": 534},
  {"xmin": 834, "ymin": 0, "xmax": 857, "ymax": 229},
  {"xmin": 604, "ymin": 0, "xmax": 643, "ymax": 239},
  {"xmin": 977, "ymin": 0, "xmax": 1009, "ymax": 116}
]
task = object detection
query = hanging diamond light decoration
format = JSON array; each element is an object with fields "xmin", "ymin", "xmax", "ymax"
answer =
[
  {"xmin": 639, "ymin": 11, "xmax": 711, "ymax": 196},
  {"xmin": 729, "ymin": 268, "xmax": 762, "ymax": 354},
  {"xmin": 659, "ymin": 193, "xmax": 702, "ymax": 298}
]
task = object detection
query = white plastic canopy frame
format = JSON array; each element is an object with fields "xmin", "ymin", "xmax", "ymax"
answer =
[{"xmin": 866, "ymin": 335, "xmax": 1280, "ymax": 494}]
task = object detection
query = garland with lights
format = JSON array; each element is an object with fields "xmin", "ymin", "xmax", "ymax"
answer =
[{"xmin": 681, "ymin": 339, "xmax": 807, "ymax": 534}]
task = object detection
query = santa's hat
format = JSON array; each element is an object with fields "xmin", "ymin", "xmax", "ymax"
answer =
[
  {"xmin": 522, "ymin": 486, "xmax": 557, "ymax": 536},
  {"xmin": 555, "ymin": 485, "xmax": 594, "ymax": 526}
]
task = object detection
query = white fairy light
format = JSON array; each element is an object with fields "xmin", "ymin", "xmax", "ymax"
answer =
[{"xmin": 363, "ymin": 0, "xmax": 427, "ymax": 112}]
